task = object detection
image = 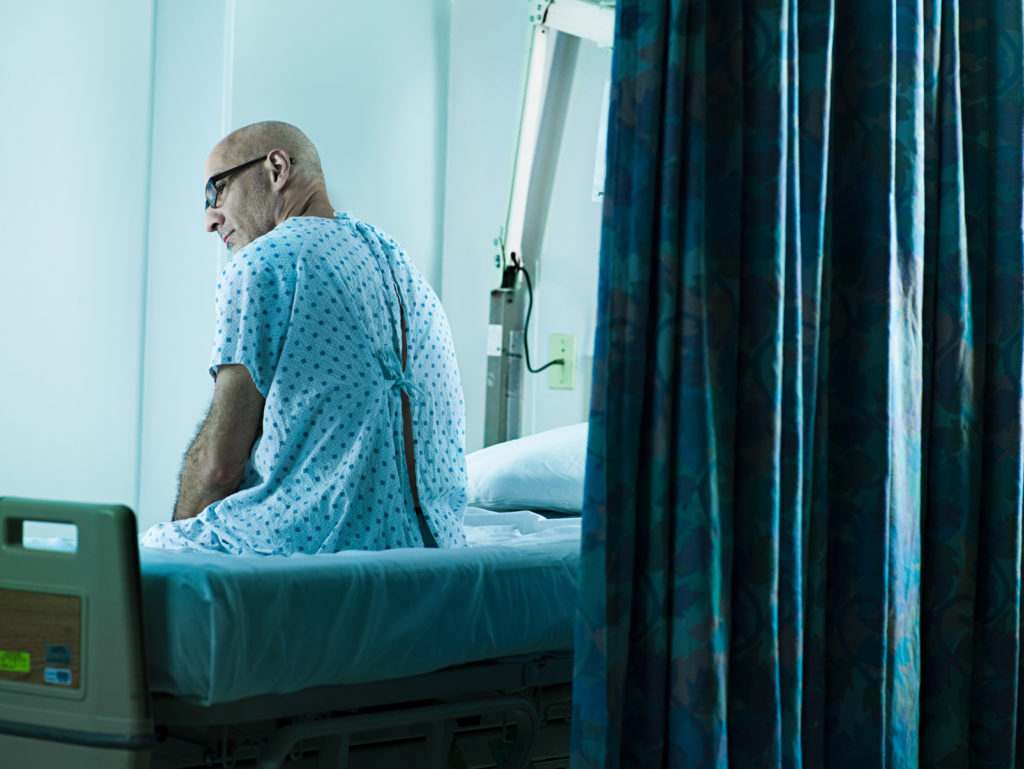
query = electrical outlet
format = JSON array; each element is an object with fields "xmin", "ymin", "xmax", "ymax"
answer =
[{"xmin": 549, "ymin": 333, "xmax": 576, "ymax": 389}]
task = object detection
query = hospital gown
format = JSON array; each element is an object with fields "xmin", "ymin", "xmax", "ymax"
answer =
[{"xmin": 142, "ymin": 212, "xmax": 468, "ymax": 554}]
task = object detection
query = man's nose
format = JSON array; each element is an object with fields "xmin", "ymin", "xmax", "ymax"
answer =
[{"xmin": 205, "ymin": 208, "xmax": 223, "ymax": 233}]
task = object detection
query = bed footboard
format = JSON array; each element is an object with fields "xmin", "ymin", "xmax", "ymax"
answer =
[{"xmin": 0, "ymin": 497, "xmax": 155, "ymax": 769}]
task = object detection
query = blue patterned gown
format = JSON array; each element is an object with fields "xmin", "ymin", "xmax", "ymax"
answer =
[{"xmin": 141, "ymin": 213, "xmax": 468, "ymax": 554}]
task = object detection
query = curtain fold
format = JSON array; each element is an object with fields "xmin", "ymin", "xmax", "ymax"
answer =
[{"xmin": 572, "ymin": 1, "xmax": 1024, "ymax": 767}]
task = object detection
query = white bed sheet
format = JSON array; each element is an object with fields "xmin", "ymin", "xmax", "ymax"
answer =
[{"xmin": 138, "ymin": 509, "xmax": 580, "ymax": 706}]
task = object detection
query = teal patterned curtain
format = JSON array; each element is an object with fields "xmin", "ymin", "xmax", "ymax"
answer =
[{"xmin": 573, "ymin": 0, "xmax": 1024, "ymax": 767}]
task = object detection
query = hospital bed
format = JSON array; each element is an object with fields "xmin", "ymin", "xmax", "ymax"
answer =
[{"xmin": 0, "ymin": 423, "xmax": 587, "ymax": 769}]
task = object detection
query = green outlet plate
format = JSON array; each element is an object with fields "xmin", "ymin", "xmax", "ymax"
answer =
[{"xmin": 549, "ymin": 333, "xmax": 576, "ymax": 389}]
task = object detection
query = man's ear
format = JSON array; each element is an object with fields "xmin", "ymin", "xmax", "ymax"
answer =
[{"xmin": 267, "ymin": 149, "xmax": 291, "ymax": 190}]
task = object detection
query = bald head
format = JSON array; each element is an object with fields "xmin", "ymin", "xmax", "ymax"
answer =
[{"xmin": 211, "ymin": 121, "xmax": 324, "ymax": 182}]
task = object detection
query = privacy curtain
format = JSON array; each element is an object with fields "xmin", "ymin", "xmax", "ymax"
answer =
[{"xmin": 573, "ymin": 1, "xmax": 1024, "ymax": 767}]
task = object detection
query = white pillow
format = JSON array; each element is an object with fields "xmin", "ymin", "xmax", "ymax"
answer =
[{"xmin": 466, "ymin": 422, "xmax": 588, "ymax": 514}]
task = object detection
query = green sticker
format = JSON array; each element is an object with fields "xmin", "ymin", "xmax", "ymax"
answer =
[{"xmin": 0, "ymin": 651, "xmax": 30, "ymax": 673}]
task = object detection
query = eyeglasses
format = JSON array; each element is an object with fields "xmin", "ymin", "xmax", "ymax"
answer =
[
  {"xmin": 205, "ymin": 156, "xmax": 266, "ymax": 210},
  {"xmin": 204, "ymin": 156, "xmax": 296, "ymax": 210}
]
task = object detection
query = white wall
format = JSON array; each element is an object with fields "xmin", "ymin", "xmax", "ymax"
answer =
[
  {"xmin": 443, "ymin": 1, "xmax": 609, "ymax": 450},
  {"xmin": 0, "ymin": 1, "xmax": 155, "ymax": 508},
  {"xmin": 136, "ymin": 0, "xmax": 232, "ymax": 527}
]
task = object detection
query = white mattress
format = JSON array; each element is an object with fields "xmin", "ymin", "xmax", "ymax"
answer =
[{"xmin": 139, "ymin": 509, "xmax": 581, "ymax": 706}]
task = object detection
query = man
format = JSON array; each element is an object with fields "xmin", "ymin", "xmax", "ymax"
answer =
[{"xmin": 141, "ymin": 121, "xmax": 467, "ymax": 554}]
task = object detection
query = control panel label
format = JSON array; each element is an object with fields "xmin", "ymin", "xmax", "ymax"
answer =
[
  {"xmin": 44, "ymin": 668, "xmax": 72, "ymax": 686},
  {"xmin": 46, "ymin": 645, "xmax": 73, "ymax": 665}
]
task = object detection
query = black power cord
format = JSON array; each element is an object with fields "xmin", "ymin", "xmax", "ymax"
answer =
[
  {"xmin": 516, "ymin": 263, "xmax": 565, "ymax": 374},
  {"xmin": 496, "ymin": 231, "xmax": 565, "ymax": 375}
]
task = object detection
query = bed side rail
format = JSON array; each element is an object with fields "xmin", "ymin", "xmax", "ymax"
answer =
[{"xmin": 0, "ymin": 497, "xmax": 155, "ymax": 768}]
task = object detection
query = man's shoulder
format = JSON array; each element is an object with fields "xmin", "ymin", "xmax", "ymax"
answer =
[{"xmin": 230, "ymin": 219, "xmax": 327, "ymax": 267}]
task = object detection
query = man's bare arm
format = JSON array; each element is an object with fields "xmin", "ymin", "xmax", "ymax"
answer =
[{"xmin": 172, "ymin": 364, "xmax": 265, "ymax": 521}]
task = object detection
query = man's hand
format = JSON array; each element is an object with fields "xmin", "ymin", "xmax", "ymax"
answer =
[{"xmin": 173, "ymin": 364, "xmax": 265, "ymax": 521}]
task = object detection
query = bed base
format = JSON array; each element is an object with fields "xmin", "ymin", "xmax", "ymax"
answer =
[
  {"xmin": 151, "ymin": 657, "xmax": 572, "ymax": 769},
  {"xmin": 0, "ymin": 498, "xmax": 573, "ymax": 769}
]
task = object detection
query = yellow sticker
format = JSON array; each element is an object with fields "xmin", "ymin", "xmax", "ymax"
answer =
[{"xmin": 0, "ymin": 651, "xmax": 31, "ymax": 673}]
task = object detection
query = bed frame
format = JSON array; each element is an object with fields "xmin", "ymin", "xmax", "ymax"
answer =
[{"xmin": 0, "ymin": 498, "xmax": 573, "ymax": 769}]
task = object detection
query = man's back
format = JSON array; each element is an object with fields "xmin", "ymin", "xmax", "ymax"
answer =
[{"xmin": 143, "ymin": 213, "xmax": 467, "ymax": 553}]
